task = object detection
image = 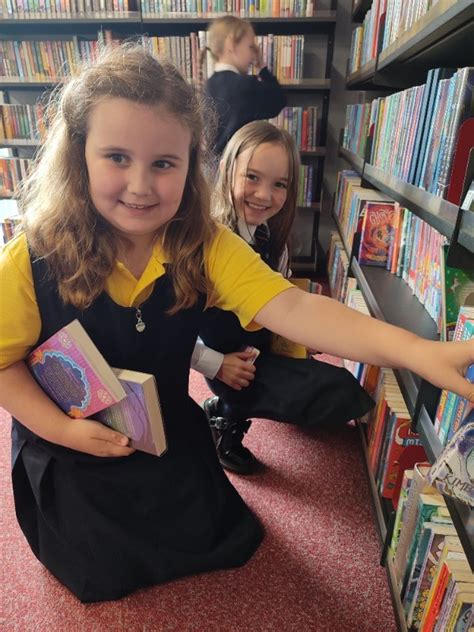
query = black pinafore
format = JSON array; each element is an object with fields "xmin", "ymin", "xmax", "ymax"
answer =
[
  {"xmin": 199, "ymin": 241, "xmax": 375, "ymax": 426},
  {"xmin": 11, "ymin": 256, "xmax": 263, "ymax": 603}
]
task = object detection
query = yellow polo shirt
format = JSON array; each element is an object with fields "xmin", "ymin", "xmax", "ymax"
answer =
[{"xmin": 0, "ymin": 225, "xmax": 292, "ymax": 368}]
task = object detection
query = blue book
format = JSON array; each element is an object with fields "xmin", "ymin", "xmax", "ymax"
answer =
[{"xmin": 413, "ymin": 68, "xmax": 455, "ymax": 188}]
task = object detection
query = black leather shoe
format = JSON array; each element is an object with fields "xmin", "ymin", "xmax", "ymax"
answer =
[{"xmin": 202, "ymin": 397, "xmax": 259, "ymax": 475}]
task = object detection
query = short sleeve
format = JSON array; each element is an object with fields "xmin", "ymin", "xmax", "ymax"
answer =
[
  {"xmin": 206, "ymin": 226, "xmax": 292, "ymax": 330},
  {"xmin": 0, "ymin": 233, "xmax": 41, "ymax": 368}
]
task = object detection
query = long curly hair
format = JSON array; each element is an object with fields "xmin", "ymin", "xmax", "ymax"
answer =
[
  {"xmin": 19, "ymin": 43, "xmax": 216, "ymax": 313},
  {"xmin": 213, "ymin": 120, "xmax": 300, "ymax": 273}
]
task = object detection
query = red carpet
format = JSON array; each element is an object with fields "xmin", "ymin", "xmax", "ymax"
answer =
[{"xmin": 1, "ymin": 366, "xmax": 397, "ymax": 631}]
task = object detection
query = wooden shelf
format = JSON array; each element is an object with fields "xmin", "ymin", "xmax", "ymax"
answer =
[{"xmin": 417, "ymin": 406, "xmax": 474, "ymax": 570}]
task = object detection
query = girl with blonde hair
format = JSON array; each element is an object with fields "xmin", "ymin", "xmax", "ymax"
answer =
[
  {"xmin": 193, "ymin": 121, "xmax": 374, "ymax": 474},
  {"xmin": 202, "ymin": 15, "xmax": 286, "ymax": 154},
  {"xmin": 1, "ymin": 45, "xmax": 473, "ymax": 602}
]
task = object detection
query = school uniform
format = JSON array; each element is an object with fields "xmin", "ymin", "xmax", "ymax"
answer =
[
  {"xmin": 2, "ymin": 227, "xmax": 291, "ymax": 602},
  {"xmin": 205, "ymin": 63, "xmax": 287, "ymax": 155},
  {"xmin": 198, "ymin": 223, "xmax": 375, "ymax": 428}
]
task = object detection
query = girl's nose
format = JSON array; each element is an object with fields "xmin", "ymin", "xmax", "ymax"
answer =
[
  {"xmin": 127, "ymin": 166, "xmax": 153, "ymax": 196},
  {"xmin": 254, "ymin": 183, "xmax": 272, "ymax": 202}
]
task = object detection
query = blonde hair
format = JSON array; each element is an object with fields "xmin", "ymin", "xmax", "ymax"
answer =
[
  {"xmin": 19, "ymin": 43, "xmax": 216, "ymax": 313},
  {"xmin": 213, "ymin": 120, "xmax": 300, "ymax": 270},
  {"xmin": 198, "ymin": 16, "xmax": 254, "ymax": 89}
]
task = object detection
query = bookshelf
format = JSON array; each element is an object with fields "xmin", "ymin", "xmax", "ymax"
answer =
[
  {"xmin": 1, "ymin": 7, "xmax": 338, "ymax": 269},
  {"xmin": 333, "ymin": 1, "xmax": 474, "ymax": 628},
  {"xmin": 346, "ymin": 0, "xmax": 474, "ymax": 90}
]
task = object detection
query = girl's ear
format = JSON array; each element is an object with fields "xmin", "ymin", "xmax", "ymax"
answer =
[{"xmin": 219, "ymin": 159, "xmax": 225, "ymax": 174}]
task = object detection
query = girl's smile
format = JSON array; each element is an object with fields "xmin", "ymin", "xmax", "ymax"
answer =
[{"xmin": 233, "ymin": 142, "xmax": 289, "ymax": 226}]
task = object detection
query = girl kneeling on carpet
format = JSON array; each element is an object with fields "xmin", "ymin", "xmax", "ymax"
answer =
[{"xmin": 0, "ymin": 44, "xmax": 472, "ymax": 603}]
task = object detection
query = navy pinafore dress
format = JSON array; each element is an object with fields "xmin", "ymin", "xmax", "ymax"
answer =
[{"xmin": 11, "ymin": 256, "xmax": 263, "ymax": 603}]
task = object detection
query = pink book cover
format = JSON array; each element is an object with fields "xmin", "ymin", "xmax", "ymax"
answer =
[
  {"xmin": 358, "ymin": 202, "xmax": 396, "ymax": 266},
  {"xmin": 28, "ymin": 319, "xmax": 125, "ymax": 419}
]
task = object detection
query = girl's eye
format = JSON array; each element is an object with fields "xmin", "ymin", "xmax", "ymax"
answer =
[
  {"xmin": 275, "ymin": 182, "xmax": 288, "ymax": 189},
  {"xmin": 108, "ymin": 153, "xmax": 127, "ymax": 164},
  {"xmin": 154, "ymin": 160, "xmax": 172, "ymax": 169},
  {"xmin": 246, "ymin": 173, "xmax": 258, "ymax": 181}
]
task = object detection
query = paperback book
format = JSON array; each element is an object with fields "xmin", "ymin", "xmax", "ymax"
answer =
[{"xmin": 28, "ymin": 319, "xmax": 126, "ymax": 419}]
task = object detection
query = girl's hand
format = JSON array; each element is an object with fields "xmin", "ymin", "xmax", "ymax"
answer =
[
  {"xmin": 60, "ymin": 418, "xmax": 136, "ymax": 458},
  {"xmin": 252, "ymin": 44, "xmax": 264, "ymax": 71},
  {"xmin": 411, "ymin": 339, "xmax": 474, "ymax": 402},
  {"xmin": 216, "ymin": 351, "xmax": 257, "ymax": 390}
]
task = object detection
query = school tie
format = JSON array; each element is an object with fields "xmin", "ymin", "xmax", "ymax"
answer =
[{"xmin": 253, "ymin": 224, "xmax": 270, "ymax": 261}]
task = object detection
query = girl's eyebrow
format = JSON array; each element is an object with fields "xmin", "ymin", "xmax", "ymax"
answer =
[
  {"xmin": 99, "ymin": 146, "xmax": 183, "ymax": 161},
  {"xmin": 247, "ymin": 167, "xmax": 288, "ymax": 182}
]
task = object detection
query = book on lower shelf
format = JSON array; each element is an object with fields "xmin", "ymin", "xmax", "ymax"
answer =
[{"xmin": 27, "ymin": 319, "xmax": 166, "ymax": 456}]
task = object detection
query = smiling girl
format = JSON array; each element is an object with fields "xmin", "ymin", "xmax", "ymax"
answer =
[
  {"xmin": 0, "ymin": 46, "xmax": 472, "ymax": 603},
  {"xmin": 194, "ymin": 121, "xmax": 375, "ymax": 473}
]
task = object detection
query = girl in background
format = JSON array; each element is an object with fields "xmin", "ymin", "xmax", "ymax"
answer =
[
  {"xmin": 202, "ymin": 15, "xmax": 286, "ymax": 155},
  {"xmin": 1, "ymin": 45, "xmax": 473, "ymax": 603},
  {"xmin": 193, "ymin": 121, "xmax": 374, "ymax": 474}
]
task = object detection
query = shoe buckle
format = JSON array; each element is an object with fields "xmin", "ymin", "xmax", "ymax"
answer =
[{"xmin": 209, "ymin": 416, "xmax": 230, "ymax": 431}]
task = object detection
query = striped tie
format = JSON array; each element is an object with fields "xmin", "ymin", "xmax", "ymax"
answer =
[{"xmin": 254, "ymin": 224, "xmax": 270, "ymax": 261}]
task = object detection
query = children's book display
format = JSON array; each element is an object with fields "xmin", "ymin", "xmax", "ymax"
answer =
[{"xmin": 28, "ymin": 319, "xmax": 166, "ymax": 456}]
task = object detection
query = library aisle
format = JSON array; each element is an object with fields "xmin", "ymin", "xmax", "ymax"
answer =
[{"xmin": 0, "ymin": 365, "xmax": 397, "ymax": 631}]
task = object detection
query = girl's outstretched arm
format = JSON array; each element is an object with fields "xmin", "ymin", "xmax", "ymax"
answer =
[
  {"xmin": 0, "ymin": 361, "xmax": 135, "ymax": 457},
  {"xmin": 255, "ymin": 288, "xmax": 474, "ymax": 401}
]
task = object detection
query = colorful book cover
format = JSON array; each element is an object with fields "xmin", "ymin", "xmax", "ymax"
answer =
[
  {"xmin": 28, "ymin": 319, "xmax": 126, "ymax": 419},
  {"xmin": 440, "ymin": 244, "xmax": 474, "ymax": 342},
  {"xmin": 358, "ymin": 202, "xmax": 396, "ymax": 267},
  {"xmin": 406, "ymin": 524, "xmax": 457, "ymax": 629},
  {"xmin": 427, "ymin": 421, "xmax": 474, "ymax": 507},
  {"xmin": 97, "ymin": 369, "xmax": 167, "ymax": 457}
]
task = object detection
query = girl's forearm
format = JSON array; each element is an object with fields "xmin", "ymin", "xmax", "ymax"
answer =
[
  {"xmin": 256, "ymin": 288, "xmax": 429, "ymax": 369},
  {"xmin": 0, "ymin": 360, "xmax": 72, "ymax": 443}
]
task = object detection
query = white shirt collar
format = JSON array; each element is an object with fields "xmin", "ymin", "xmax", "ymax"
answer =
[
  {"xmin": 214, "ymin": 62, "xmax": 240, "ymax": 75},
  {"xmin": 238, "ymin": 218, "xmax": 268, "ymax": 244}
]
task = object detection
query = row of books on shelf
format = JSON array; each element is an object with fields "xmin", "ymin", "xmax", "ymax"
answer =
[
  {"xmin": 0, "ymin": 33, "xmax": 306, "ymax": 83},
  {"xmin": 390, "ymin": 461, "xmax": 473, "ymax": 631},
  {"xmin": 0, "ymin": 158, "xmax": 30, "ymax": 197},
  {"xmin": 333, "ymin": 170, "xmax": 474, "ymax": 341},
  {"xmin": 328, "ymin": 227, "xmax": 474, "ymax": 450},
  {"xmin": 342, "ymin": 66, "xmax": 473, "ymax": 202},
  {"xmin": 0, "ymin": 103, "xmax": 46, "ymax": 142},
  {"xmin": 434, "ymin": 307, "xmax": 474, "ymax": 447},
  {"xmin": 328, "ymin": 271, "xmax": 473, "ymax": 510},
  {"xmin": 142, "ymin": 0, "xmax": 316, "ymax": 18},
  {"xmin": 269, "ymin": 106, "xmax": 318, "ymax": 151},
  {"xmin": 2, "ymin": 0, "xmax": 315, "ymax": 18},
  {"xmin": 0, "ymin": 101, "xmax": 320, "ymax": 152},
  {"xmin": 348, "ymin": 0, "xmax": 445, "ymax": 75},
  {"xmin": 0, "ymin": 158, "xmax": 315, "ymax": 206},
  {"xmin": 0, "ymin": 101, "xmax": 319, "ymax": 151},
  {"xmin": 296, "ymin": 163, "xmax": 313, "ymax": 208}
]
